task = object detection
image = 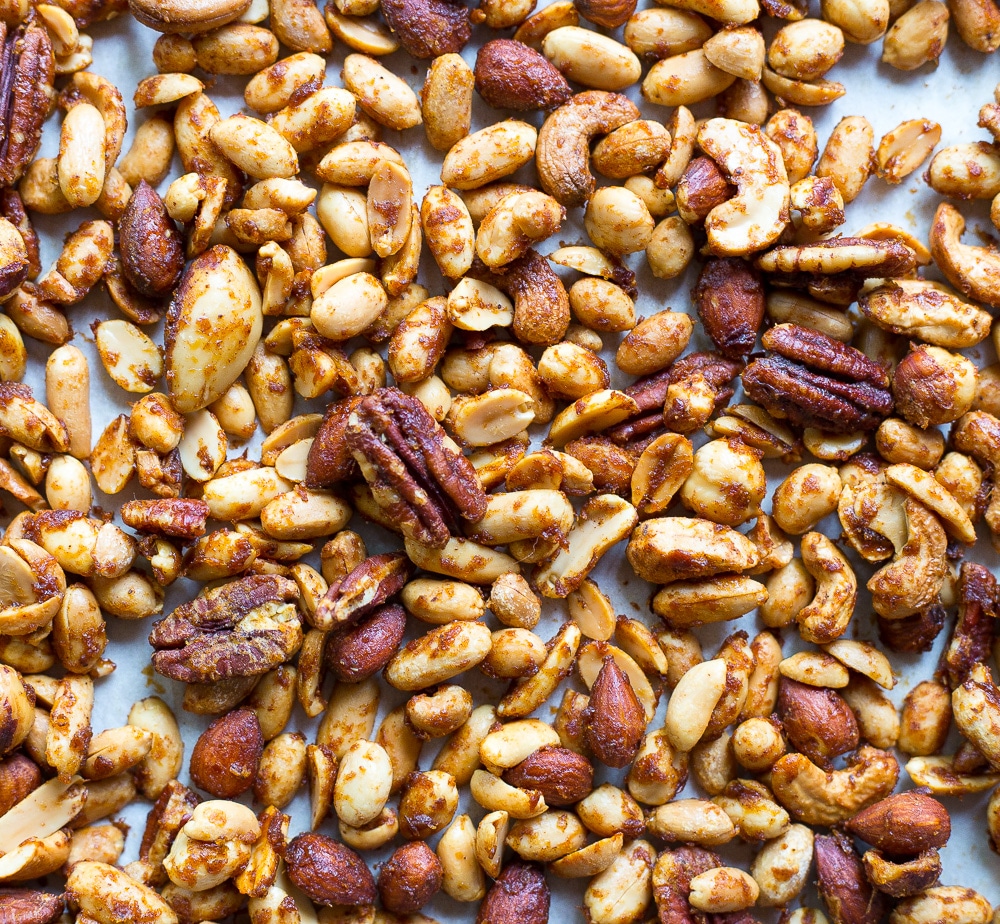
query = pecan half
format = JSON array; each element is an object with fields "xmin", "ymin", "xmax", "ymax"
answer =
[
  {"xmin": 380, "ymin": 0, "xmax": 471, "ymax": 58},
  {"xmin": 942, "ymin": 562, "xmax": 997, "ymax": 688},
  {"xmin": 149, "ymin": 574, "xmax": 302, "ymax": 683},
  {"xmin": 742, "ymin": 323, "xmax": 893, "ymax": 433},
  {"xmin": 346, "ymin": 386, "xmax": 487, "ymax": 547},
  {"xmin": 313, "ymin": 551, "xmax": 413, "ymax": 629},
  {"xmin": 325, "ymin": 603, "xmax": 406, "ymax": 682},
  {"xmin": 0, "ymin": 22, "xmax": 54, "ymax": 189},
  {"xmin": 120, "ymin": 499, "xmax": 210, "ymax": 539},
  {"xmin": 0, "ymin": 889, "xmax": 63, "ymax": 924}
]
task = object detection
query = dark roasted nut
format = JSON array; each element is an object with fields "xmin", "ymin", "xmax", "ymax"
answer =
[
  {"xmin": 0, "ymin": 188, "xmax": 38, "ymax": 280},
  {"xmin": 0, "ymin": 752, "xmax": 41, "ymax": 816},
  {"xmin": 676, "ymin": 156, "xmax": 735, "ymax": 225},
  {"xmin": 118, "ymin": 181, "xmax": 185, "ymax": 298},
  {"xmin": 188, "ymin": 708, "xmax": 263, "ymax": 798},
  {"xmin": 149, "ymin": 575, "xmax": 303, "ymax": 683},
  {"xmin": 377, "ymin": 841, "xmax": 443, "ymax": 914},
  {"xmin": 490, "ymin": 249, "xmax": 571, "ymax": 346},
  {"xmin": 742, "ymin": 323, "xmax": 893, "ymax": 433},
  {"xmin": 652, "ymin": 846, "xmax": 721, "ymax": 924},
  {"xmin": 564, "ymin": 437, "xmax": 635, "ymax": 495},
  {"xmin": 877, "ymin": 604, "xmax": 946, "ymax": 653},
  {"xmin": 121, "ymin": 499, "xmax": 210, "ymax": 539},
  {"xmin": 943, "ymin": 562, "xmax": 997, "ymax": 688},
  {"xmin": 305, "ymin": 396, "xmax": 363, "ymax": 487},
  {"xmin": 693, "ymin": 257, "xmax": 764, "ymax": 361},
  {"xmin": 314, "ymin": 551, "xmax": 412, "ymax": 629},
  {"xmin": 575, "ymin": 0, "xmax": 638, "ymax": 27},
  {"xmin": 474, "ymin": 39, "xmax": 571, "ymax": 111},
  {"xmin": 138, "ymin": 780, "xmax": 200, "ymax": 883},
  {"xmin": 285, "ymin": 833, "xmax": 376, "ymax": 907},
  {"xmin": 845, "ymin": 791, "xmax": 951, "ymax": 854},
  {"xmin": 815, "ymin": 830, "xmax": 888, "ymax": 924},
  {"xmin": 380, "ymin": 0, "xmax": 471, "ymax": 58},
  {"xmin": 0, "ymin": 889, "xmax": 64, "ymax": 924},
  {"xmin": 503, "ymin": 746, "xmax": 595, "ymax": 805},
  {"xmin": 346, "ymin": 387, "xmax": 487, "ymax": 547},
  {"xmin": 476, "ymin": 862, "xmax": 550, "ymax": 924},
  {"xmin": 0, "ymin": 23, "xmax": 55, "ymax": 189},
  {"xmin": 583, "ymin": 655, "xmax": 646, "ymax": 769},
  {"xmin": 862, "ymin": 848, "xmax": 942, "ymax": 898},
  {"xmin": 778, "ymin": 677, "xmax": 859, "ymax": 769},
  {"xmin": 325, "ymin": 603, "xmax": 406, "ymax": 682}
]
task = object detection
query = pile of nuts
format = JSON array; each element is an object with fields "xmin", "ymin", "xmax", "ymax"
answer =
[{"xmin": 2, "ymin": 0, "xmax": 1000, "ymax": 920}]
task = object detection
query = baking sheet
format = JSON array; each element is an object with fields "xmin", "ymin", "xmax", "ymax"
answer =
[{"xmin": 28, "ymin": 4, "xmax": 1000, "ymax": 917}]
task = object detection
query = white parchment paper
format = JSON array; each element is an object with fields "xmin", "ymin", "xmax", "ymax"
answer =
[{"xmin": 26, "ymin": 4, "xmax": 1000, "ymax": 918}]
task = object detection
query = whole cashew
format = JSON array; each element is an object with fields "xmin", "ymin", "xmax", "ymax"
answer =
[
  {"xmin": 952, "ymin": 662, "xmax": 1000, "ymax": 770},
  {"xmin": 769, "ymin": 745, "xmax": 899, "ymax": 826},
  {"xmin": 867, "ymin": 497, "xmax": 948, "ymax": 620},
  {"xmin": 696, "ymin": 118, "xmax": 789, "ymax": 257},
  {"xmin": 795, "ymin": 532, "xmax": 856, "ymax": 644},
  {"xmin": 491, "ymin": 248, "xmax": 571, "ymax": 345},
  {"xmin": 928, "ymin": 202, "xmax": 1000, "ymax": 309},
  {"xmin": 536, "ymin": 91, "xmax": 640, "ymax": 208}
]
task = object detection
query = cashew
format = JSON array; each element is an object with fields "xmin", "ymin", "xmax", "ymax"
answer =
[
  {"xmin": 770, "ymin": 745, "xmax": 899, "ymax": 826},
  {"xmin": 867, "ymin": 497, "xmax": 947, "ymax": 620},
  {"xmin": 952, "ymin": 662, "xmax": 1000, "ymax": 770},
  {"xmin": 536, "ymin": 91, "xmax": 640, "ymax": 207},
  {"xmin": 929, "ymin": 202, "xmax": 1000, "ymax": 309},
  {"xmin": 795, "ymin": 532, "xmax": 856, "ymax": 645},
  {"xmin": 696, "ymin": 118, "xmax": 790, "ymax": 257}
]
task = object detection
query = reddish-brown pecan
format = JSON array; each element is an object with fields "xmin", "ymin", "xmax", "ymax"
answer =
[
  {"xmin": 476, "ymin": 862, "xmax": 550, "ymax": 924},
  {"xmin": 778, "ymin": 677, "xmax": 859, "ymax": 769},
  {"xmin": 285, "ymin": 834, "xmax": 376, "ymax": 907},
  {"xmin": 149, "ymin": 574, "xmax": 302, "ymax": 683},
  {"xmin": 503, "ymin": 746, "xmax": 595, "ymax": 806},
  {"xmin": 693, "ymin": 258, "xmax": 765, "ymax": 361},
  {"xmin": 314, "ymin": 551, "xmax": 413, "ymax": 629},
  {"xmin": 325, "ymin": 603, "xmax": 406, "ymax": 682},
  {"xmin": 474, "ymin": 39, "xmax": 571, "ymax": 111},
  {"xmin": 380, "ymin": 0, "xmax": 470, "ymax": 58},
  {"xmin": 0, "ymin": 22, "xmax": 54, "ymax": 189},
  {"xmin": 942, "ymin": 562, "xmax": 997, "ymax": 688},
  {"xmin": 138, "ymin": 780, "xmax": 199, "ymax": 879},
  {"xmin": 346, "ymin": 387, "xmax": 487, "ymax": 547},
  {"xmin": 0, "ymin": 889, "xmax": 63, "ymax": 924},
  {"xmin": 121, "ymin": 499, "xmax": 210, "ymax": 539},
  {"xmin": 815, "ymin": 830, "xmax": 888, "ymax": 924},
  {"xmin": 742, "ymin": 323, "xmax": 893, "ymax": 433},
  {"xmin": 878, "ymin": 604, "xmax": 946, "ymax": 653},
  {"xmin": 583, "ymin": 654, "xmax": 646, "ymax": 769},
  {"xmin": 118, "ymin": 181, "xmax": 186, "ymax": 298},
  {"xmin": 652, "ymin": 845, "xmax": 721, "ymax": 924}
]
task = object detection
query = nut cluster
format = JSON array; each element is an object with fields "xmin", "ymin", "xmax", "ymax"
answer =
[{"xmin": 0, "ymin": 0, "xmax": 999, "ymax": 922}]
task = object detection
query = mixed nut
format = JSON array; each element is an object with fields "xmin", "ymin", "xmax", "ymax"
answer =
[{"xmin": 1, "ymin": 0, "xmax": 1000, "ymax": 921}]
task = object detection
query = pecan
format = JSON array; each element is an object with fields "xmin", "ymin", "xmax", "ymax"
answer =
[
  {"xmin": 583, "ymin": 654, "xmax": 646, "ymax": 769},
  {"xmin": 652, "ymin": 845, "xmax": 721, "ymax": 924},
  {"xmin": 862, "ymin": 848, "xmax": 942, "ymax": 898},
  {"xmin": 121, "ymin": 499, "xmax": 210, "ymax": 539},
  {"xmin": 138, "ymin": 780, "xmax": 199, "ymax": 883},
  {"xmin": 778, "ymin": 677, "xmax": 859, "ymax": 769},
  {"xmin": 0, "ymin": 22, "xmax": 54, "ymax": 189},
  {"xmin": 380, "ymin": 0, "xmax": 470, "ymax": 58},
  {"xmin": 877, "ymin": 603, "xmax": 946, "ymax": 653},
  {"xmin": 942, "ymin": 562, "xmax": 997, "ymax": 688},
  {"xmin": 313, "ymin": 551, "xmax": 412, "ymax": 629},
  {"xmin": 474, "ymin": 39, "xmax": 571, "ymax": 111},
  {"xmin": 325, "ymin": 603, "xmax": 406, "ymax": 682},
  {"xmin": 815, "ymin": 830, "xmax": 888, "ymax": 924},
  {"xmin": 118, "ymin": 181, "xmax": 186, "ymax": 298},
  {"xmin": 742, "ymin": 323, "xmax": 893, "ymax": 433},
  {"xmin": 845, "ymin": 790, "xmax": 951, "ymax": 854},
  {"xmin": 502, "ymin": 745, "xmax": 595, "ymax": 806},
  {"xmin": 0, "ymin": 889, "xmax": 63, "ymax": 924},
  {"xmin": 476, "ymin": 862, "xmax": 550, "ymax": 924},
  {"xmin": 149, "ymin": 574, "xmax": 303, "ymax": 683},
  {"xmin": 693, "ymin": 258, "xmax": 765, "ymax": 361},
  {"xmin": 346, "ymin": 387, "xmax": 487, "ymax": 547},
  {"xmin": 304, "ymin": 396, "xmax": 363, "ymax": 488}
]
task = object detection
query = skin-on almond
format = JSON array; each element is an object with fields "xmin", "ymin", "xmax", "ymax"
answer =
[
  {"xmin": 474, "ymin": 39, "xmax": 572, "ymax": 111},
  {"xmin": 583, "ymin": 655, "xmax": 646, "ymax": 769},
  {"xmin": 285, "ymin": 832, "xmax": 376, "ymax": 907},
  {"xmin": 503, "ymin": 745, "xmax": 594, "ymax": 805},
  {"xmin": 778, "ymin": 677, "xmax": 859, "ymax": 769},
  {"xmin": 188, "ymin": 708, "xmax": 263, "ymax": 798},
  {"xmin": 845, "ymin": 791, "xmax": 951, "ymax": 854}
]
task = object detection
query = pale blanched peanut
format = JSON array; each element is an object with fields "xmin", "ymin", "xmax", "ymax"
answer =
[
  {"xmin": 423, "ymin": 185, "xmax": 475, "ymax": 279},
  {"xmin": 507, "ymin": 810, "xmax": 588, "ymax": 862},
  {"xmin": 245, "ymin": 52, "xmax": 326, "ymax": 113},
  {"xmin": 210, "ymin": 113, "xmax": 299, "ymax": 180},
  {"xmin": 421, "ymin": 53, "xmax": 474, "ymax": 152},
  {"xmin": 646, "ymin": 216, "xmax": 695, "ymax": 279},
  {"xmin": 585, "ymin": 187, "xmax": 655, "ymax": 256},
  {"xmin": 643, "ymin": 49, "xmax": 736, "ymax": 107},
  {"xmin": 542, "ymin": 27, "xmax": 642, "ymax": 91},
  {"xmin": 771, "ymin": 464, "xmax": 843, "ymax": 534},
  {"xmin": 817, "ymin": 115, "xmax": 874, "ymax": 202},
  {"xmin": 883, "ymin": 0, "xmax": 950, "ymax": 69},
  {"xmin": 58, "ymin": 103, "xmax": 106, "ymax": 209},
  {"xmin": 45, "ymin": 344, "xmax": 90, "ymax": 459},
  {"xmin": 333, "ymin": 739, "xmax": 392, "ymax": 827},
  {"xmin": 441, "ymin": 122, "xmax": 538, "ymax": 190},
  {"xmin": 438, "ymin": 814, "xmax": 486, "ymax": 902},
  {"xmin": 343, "ymin": 53, "xmax": 421, "ymax": 131}
]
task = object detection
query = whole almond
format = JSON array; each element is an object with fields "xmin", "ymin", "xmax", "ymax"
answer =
[
  {"xmin": 845, "ymin": 791, "xmax": 951, "ymax": 854},
  {"xmin": 503, "ymin": 745, "xmax": 594, "ymax": 805},
  {"xmin": 475, "ymin": 40, "xmax": 572, "ymax": 111},
  {"xmin": 380, "ymin": 0, "xmax": 470, "ymax": 58},
  {"xmin": 583, "ymin": 655, "xmax": 646, "ymax": 769},
  {"xmin": 377, "ymin": 841, "xmax": 443, "ymax": 914},
  {"xmin": 325, "ymin": 603, "xmax": 406, "ymax": 683},
  {"xmin": 118, "ymin": 180, "xmax": 185, "ymax": 298},
  {"xmin": 189, "ymin": 708, "xmax": 263, "ymax": 798},
  {"xmin": 476, "ymin": 861, "xmax": 550, "ymax": 924},
  {"xmin": 693, "ymin": 257, "xmax": 764, "ymax": 361},
  {"xmin": 285, "ymin": 833, "xmax": 376, "ymax": 907},
  {"xmin": 0, "ymin": 888, "xmax": 63, "ymax": 924},
  {"xmin": 815, "ymin": 831, "xmax": 887, "ymax": 924},
  {"xmin": 778, "ymin": 677, "xmax": 859, "ymax": 769},
  {"xmin": 0, "ymin": 753, "xmax": 42, "ymax": 816}
]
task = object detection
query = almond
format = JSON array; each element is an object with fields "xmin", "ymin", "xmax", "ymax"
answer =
[
  {"xmin": 503, "ymin": 746, "xmax": 594, "ymax": 806},
  {"xmin": 777, "ymin": 677, "xmax": 859, "ymax": 769},
  {"xmin": 0, "ymin": 753, "xmax": 42, "ymax": 816},
  {"xmin": 284, "ymin": 833, "xmax": 376, "ymax": 907},
  {"xmin": 0, "ymin": 888, "xmax": 64, "ymax": 924},
  {"xmin": 476, "ymin": 861, "xmax": 550, "ymax": 924},
  {"xmin": 379, "ymin": 0, "xmax": 470, "ymax": 58},
  {"xmin": 188, "ymin": 708, "xmax": 263, "ymax": 798},
  {"xmin": 845, "ymin": 791, "xmax": 951, "ymax": 854},
  {"xmin": 377, "ymin": 841, "xmax": 443, "ymax": 914},
  {"xmin": 815, "ymin": 831, "xmax": 887, "ymax": 924},
  {"xmin": 693, "ymin": 257, "xmax": 765, "ymax": 361},
  {"xmin": 118, "ymin": 181, "xmax": 185, "ymax": 297},
  {"xmin": 583, "ymin": 655, "xmax": 646, "ymax": 769},
  {"xmin": 325, "ymin": 603, "xmax": 406, "ymax": 683},
  {"xmin": 474, "ymin": 40, "xmax": 572, "ymax": 112}
]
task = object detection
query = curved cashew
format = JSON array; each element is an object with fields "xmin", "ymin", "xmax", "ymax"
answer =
[
  {"xmin": 696, "ymin": 118, "xmax": 789, "ymax": 257},
  {"xmin": 795, "ymin": 532, "xmax": 857, "ymax": 645},
  {"xmin": 491, "ymin": 248, "xmax": 571, "ymax": 345},
  {"xmin": 476, "ymin": 190, "xmax": 565, "ymax": 268},
  {"xmin": 770, "ymin": 745, "xmax": 899, "ymax": 826},
  {"xmin": 536, "ymin": 91, "xmax": 640, "ymax": 207},
  {"xmin": 953, "ymin": 410, "xmax": 1000, "ymax": 469},
  {"xmin": 952, "ymin": 662, "xmax": 1000, "ymax": 770},
  {"xmin": 929, "ymin": 202, "xmax": 1000, "ymax": 308},
  {"xmin": 867, "ymin": 497, "xmax": 947, "ymax": 620}
]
